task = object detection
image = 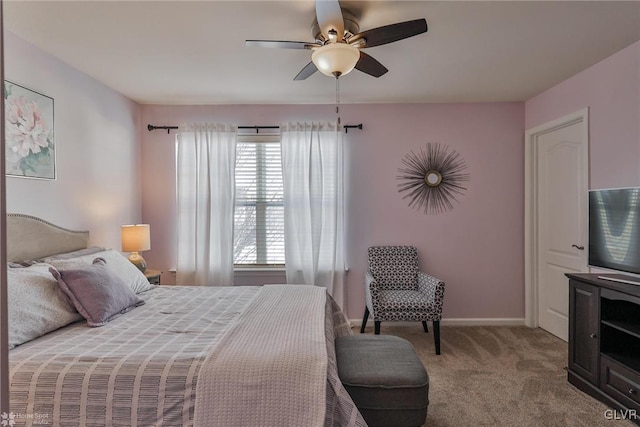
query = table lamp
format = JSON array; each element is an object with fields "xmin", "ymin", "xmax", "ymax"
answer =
[{"xmin": 121, "ymin": 224, "xmax": 150, "ymax": 272}]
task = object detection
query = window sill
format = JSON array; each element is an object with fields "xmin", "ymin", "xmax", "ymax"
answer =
[{"xmin": 234, "ymin": 267, "xmax": 286, "ymax": 278}]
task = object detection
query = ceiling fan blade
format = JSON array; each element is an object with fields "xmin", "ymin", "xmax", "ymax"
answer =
[
  {"xmin": 294, "ymin": 62, "xmax": 318, "ymax": 80},
  {"xmin": 315, "ymin": 0, "xmax": 344, "ymax": 41},
  {"xmin": 351, "ymin": 19, "xmax": 428, "ymax": 48},
  {"xmin": 246, "ymin": 40, "xmax": 317, "ymax": 50},
  {"xmin": 355, "ymin": 52, "xmax": 388, "ymax": 78}
]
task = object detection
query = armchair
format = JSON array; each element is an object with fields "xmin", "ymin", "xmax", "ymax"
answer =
[{"xmin": 361, "ymin": 246, "xmax": 445, "ymax": 354}]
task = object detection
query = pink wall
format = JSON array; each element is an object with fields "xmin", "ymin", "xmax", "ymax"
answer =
[
  {"xmin": 525, "ymin": 41, "xmax": 640, "ymax": 189},
  {"xmin": 10, "ymin": 28, "xmax": 636, "ymax": 322},
  {"xmin": 4, "ymin": 32, "xmax": 142, "ymax": 248},
  {"xmin": 141, "ymin": 102, "xmax": 525, "ymax": 319}
]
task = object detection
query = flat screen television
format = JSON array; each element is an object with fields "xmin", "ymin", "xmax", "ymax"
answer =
[{"xmin": 589, "ymin": 187, "xmax": 640, "ymax": 279}]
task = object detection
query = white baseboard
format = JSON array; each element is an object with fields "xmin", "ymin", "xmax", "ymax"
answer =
[
  {"xmin": 440, "ymin": 318, "xmax": 526, "ymax": 326},
  {"xmin": 349, "ymin": 318, "xmax": 526, "ymax": 327}
]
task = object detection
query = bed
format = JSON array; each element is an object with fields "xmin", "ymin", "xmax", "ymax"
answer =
[{"xmin": 6, "ymin": 214, "xmax": 366, "ymax": 427}]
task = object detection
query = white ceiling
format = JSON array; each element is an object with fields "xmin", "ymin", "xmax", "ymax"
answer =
[{"xmin": 4, "ymin": 1, "xmax": 640, "ymax": 105}]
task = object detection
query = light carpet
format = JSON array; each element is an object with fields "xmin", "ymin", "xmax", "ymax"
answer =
[{"xmin": 358, "ymin": 325, "xmax": 635, "ymax": 427}]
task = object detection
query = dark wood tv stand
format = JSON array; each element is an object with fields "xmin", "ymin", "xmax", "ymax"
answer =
[{"xmin": 566, "ymin": 273, "xmax": 640, "ymax": 424}]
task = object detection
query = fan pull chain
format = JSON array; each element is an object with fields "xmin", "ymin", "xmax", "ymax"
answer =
[{"xmin": 335, "ymin": 76, "xmax": 341, "ymax": 126}]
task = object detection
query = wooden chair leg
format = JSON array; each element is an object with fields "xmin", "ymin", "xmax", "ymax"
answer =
[
  {"xmin": 433, "ymin": 320, "xmax": 441, "ymax": 355},
  {"xmin": 374, "ymin": 321, "xmax": 381, "ymax": 335},
  {"xmin": 360, "ymin": 307, "xmax": 369, "ymax": 333},
  {"xmin": 422, "ymin": 321, "xmax": 429, "ymax": 333}
]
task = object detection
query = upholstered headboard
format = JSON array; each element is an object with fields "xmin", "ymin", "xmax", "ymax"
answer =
[{"xmin": 7, "ymin": 214, "xmax": 89, "ymax": 262}]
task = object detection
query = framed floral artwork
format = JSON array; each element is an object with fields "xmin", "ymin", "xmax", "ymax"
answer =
[{"xmin": 4, "ymin": 81, "xmax": 55, "ymax": 179}]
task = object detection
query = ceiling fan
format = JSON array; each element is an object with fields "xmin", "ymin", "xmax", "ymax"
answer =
[{"xmin": 246, "ymin": 0, "xmax": 428, "ymax": 80}]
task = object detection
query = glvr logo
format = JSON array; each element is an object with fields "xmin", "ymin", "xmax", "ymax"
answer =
[{"xmin": 604, "ymin": 409, "xmax": 638, "ymax": 420}]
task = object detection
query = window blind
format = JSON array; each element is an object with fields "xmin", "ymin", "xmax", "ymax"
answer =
[{"xmin": 234, "ymin": 133, "xmax": 285, "ymax": 265}]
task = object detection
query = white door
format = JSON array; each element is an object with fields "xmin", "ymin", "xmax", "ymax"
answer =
[{"xmin": 526, "ymin": 110, "xmax": 588, "ymax": 341}]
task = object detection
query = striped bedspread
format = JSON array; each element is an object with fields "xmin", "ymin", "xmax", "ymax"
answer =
[
  {"xmin": 195, "ymin": 285, "xmax": 327, "ymax": 426},
  {"xmin": 9, "ymin": 285, "xmax": 366, "ymax": 427}
]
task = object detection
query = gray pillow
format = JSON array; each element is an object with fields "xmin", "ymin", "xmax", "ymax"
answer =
[
  {"xmin": 46, "ymin": 249, "xmax": 153, "ymax": 294},
  {"xmin": 49, "ymin": 258, "xmax": 145, "ymax": 327},
  {"xmin": 8, "ymin": 263, "xmax": 83, "ymax": 349}
]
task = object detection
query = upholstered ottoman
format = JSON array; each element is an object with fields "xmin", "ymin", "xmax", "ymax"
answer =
[{"xmin": 336, "ymin": 335, "xmax": 429, "ymax": 427}]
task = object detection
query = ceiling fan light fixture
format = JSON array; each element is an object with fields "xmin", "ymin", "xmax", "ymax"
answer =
[{"xmin": 311, "ymin": 43, "xmax": 360, "ymax": 77}]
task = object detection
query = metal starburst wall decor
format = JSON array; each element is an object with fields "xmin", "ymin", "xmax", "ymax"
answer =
[{"xmin": 397, "ymin": 143, "xmax": 470, "ymax": 215}]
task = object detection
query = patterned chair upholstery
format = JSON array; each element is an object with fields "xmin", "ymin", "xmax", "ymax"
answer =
[{"xmin": 361, "ymin": 246, "xmax": 446, "ymax": 354}]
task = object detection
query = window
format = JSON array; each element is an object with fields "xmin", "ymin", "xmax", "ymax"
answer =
[{"xmin": 233, "ymin": 132, "xmax": 285, "ymax": 266}]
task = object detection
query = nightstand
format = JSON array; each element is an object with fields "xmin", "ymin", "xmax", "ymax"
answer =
[{"xmin": 144, "ymin": 269, "xmax": 162, "ymax": 285}]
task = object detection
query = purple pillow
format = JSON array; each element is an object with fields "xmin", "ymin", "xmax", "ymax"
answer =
[{"xmin": 49, "ymin": 257, "xmax": 144, "ymax": 327}]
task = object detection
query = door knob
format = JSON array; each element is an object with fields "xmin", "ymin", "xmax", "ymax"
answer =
[
  {"xmin": 590, "ymin": 333, "xmax": 597, "ymax": 339},
  {"xmin": 572, "ymin": 244, "xmax": 585, "ymax": 250}
]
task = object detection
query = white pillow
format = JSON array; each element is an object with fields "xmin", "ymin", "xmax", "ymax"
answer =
[
  {"xmin": 45, "ymin": 249, "xmax": 154, "ymax": 294},
  {"xmin": 38, "ymin": 246, "xmax": 105, "ymax": 262},
  {"xmin": 8, "ymin": 263, "xmax": 83, "ymax": 349}
]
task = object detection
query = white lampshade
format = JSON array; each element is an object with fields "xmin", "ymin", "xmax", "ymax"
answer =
[
  {"xmin": 311, "ymin": 43, "xmax": 360, "ymax": 77},
  {"xmin": 121, "ymin": 224, "xmax": 151, "ymax": 252}
]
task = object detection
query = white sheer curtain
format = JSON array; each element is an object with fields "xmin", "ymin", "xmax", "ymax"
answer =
[
  {"xmin": 280, "ymin": 121, "xmax": 346, "ymax": 308},
  {"xmin": 175, "ymin": 123, "xmax": 237, "ymax": 286}
]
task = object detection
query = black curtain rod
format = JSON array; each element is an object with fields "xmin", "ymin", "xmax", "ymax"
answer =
[{"xmin": 147, "ymin": 124, "xmax": 363, "ymax": 134}]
